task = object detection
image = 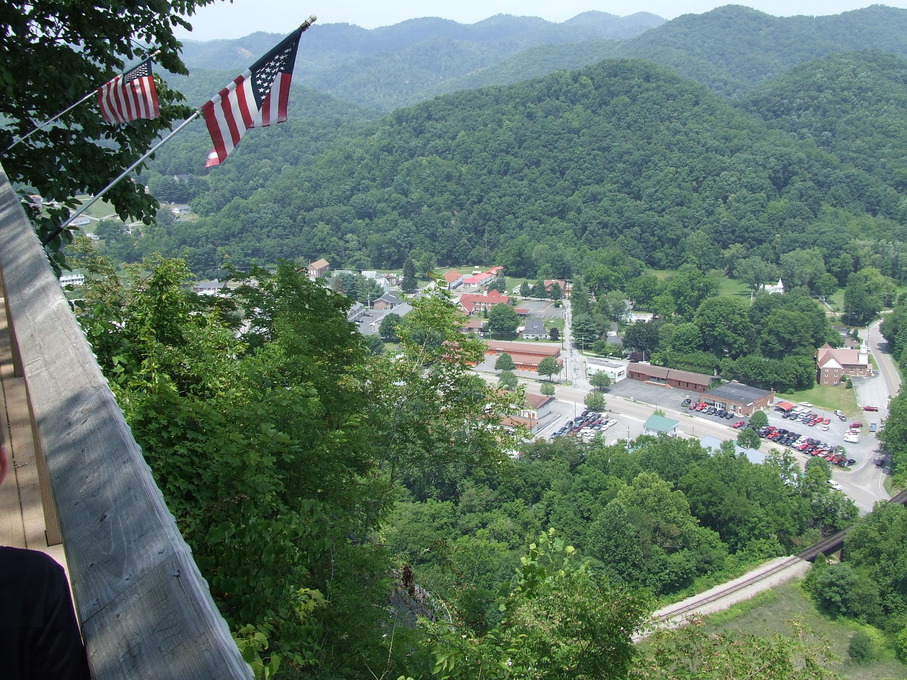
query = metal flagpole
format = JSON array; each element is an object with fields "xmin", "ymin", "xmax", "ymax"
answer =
[
  {"xmin": 5, "ymin": 91, "xmax": 98, "ymax": 152},
  {"xmin": 41, "ymin": 110, "xmax": 202, "ymax": 246},
  {"xmin": 6, "ymin": 50, "xmax": 162, "ymax": 153}
]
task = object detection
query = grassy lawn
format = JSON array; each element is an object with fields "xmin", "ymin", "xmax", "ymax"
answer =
[
  {"xmin": 776, "ymin": 384, "xmax": 860, "ymax": 416},
  {"xmin": 73, "ymin": 195, "xmax": 118, "ymax": 220},
  {"xmin": 717, "ymin": 276, "xmax": 751, "ymax": 297},
  {"xmin": 697, "ymin": 581, "xmax": 906, "ymax": 680},
  {"xmin": 828, "ymin": 289, "xmax": 846, "ymax": 314}
]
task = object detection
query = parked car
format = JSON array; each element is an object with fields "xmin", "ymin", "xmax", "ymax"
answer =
[
  {"xmin": 869, "ymin": 422, "xmax": 878, "ymax": 432},
  {"xmin": 851, "ymin": 422, "xmax": 863, "ymax": 428},
  {"xmin": 863, "ymin": 405, "xmax": 879, "ymax": 411}
]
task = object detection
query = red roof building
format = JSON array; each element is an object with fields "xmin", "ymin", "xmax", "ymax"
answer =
[
  {"xmin": 458, "ymin": 289, "xmax": 511, "ymax": 314},
  {"xmin": 463, "ymin": 266, "xmax": 504, "ymax": 286}
]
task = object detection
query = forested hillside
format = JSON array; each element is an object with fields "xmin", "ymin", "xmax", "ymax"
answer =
[
  {"xmin": 741, "ymin": 50, "xmax": 907, "ymax": 189},
  {"xmin": 137, "ymin": 55, "xmax": 904, "ymax": 281}
]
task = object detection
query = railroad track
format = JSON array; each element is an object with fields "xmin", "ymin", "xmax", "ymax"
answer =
[
  {"xmin": 639, "ymin": 486, "xmax": 907, "ymax": 638},
  {"xmin": 643, "ymin": 555, "xmax": 805, "ymax": 632}
]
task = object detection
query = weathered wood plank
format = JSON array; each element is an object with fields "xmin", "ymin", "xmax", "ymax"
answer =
[{"xmin": 0, "ymin": 165, "xmax": 252, "ymax": 679}]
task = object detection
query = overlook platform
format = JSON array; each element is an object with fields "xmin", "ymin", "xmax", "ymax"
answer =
[
  {"xmin": 0, "ymin": 164, "xmax": 252, "ymax": 679},
  {"xmin": 0, "ymin": 287, "xmax": 66, "ymax": 565}
]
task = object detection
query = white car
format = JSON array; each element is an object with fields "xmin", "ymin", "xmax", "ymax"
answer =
[{"xmin": 827, "ymin": 479, "xmax": 843, "ymax": 491}]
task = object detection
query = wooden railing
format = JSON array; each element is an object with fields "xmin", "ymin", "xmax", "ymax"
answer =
[{"xmin": 0, "ymin": 165, "xmax": 253, "ymax": 679}]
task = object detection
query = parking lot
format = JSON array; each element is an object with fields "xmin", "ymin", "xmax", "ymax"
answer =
[{"xmin": 539, "ymin": 379, "xmax": 877, "ymax": 463}]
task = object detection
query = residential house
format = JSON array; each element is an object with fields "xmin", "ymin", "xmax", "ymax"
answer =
[
  {"xmin": 542, "ymin": 279, "xmax": 571, "ymax": 297},
  {"xmin": 460, "ymin": 318, "xmax": 485, "ymax": 335},
  {"xmin": 503, "ymin": 393, "xmax": 556, "ymax": 434},
  {"xmin": 816, "ymin": 343, "xmax": 871, "ymax": 385},
  {"xmin": 521, "ymin": 318, "xmax": 547, "ymax": 340}
]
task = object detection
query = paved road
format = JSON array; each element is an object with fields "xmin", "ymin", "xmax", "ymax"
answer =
[
  {"xmin": 560, "ymin": 298, "xmax": 589, "ymax": 390},
  {"xmin": 865, "ymin": 318, "xmax": 901, "ymax": 411}
]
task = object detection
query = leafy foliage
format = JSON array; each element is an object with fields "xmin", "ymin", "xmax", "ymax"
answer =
[
  {"xmin": 72, "ymin": 254, "xmax": 517, "ymax": 677},
  {"xmin": 0, "ymin": 0, "xmax": 219, "ymax": 260}
]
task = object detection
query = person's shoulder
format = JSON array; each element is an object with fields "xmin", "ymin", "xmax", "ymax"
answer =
[{"xmin": 0, "ymin": 546, "xmax": 65, "ymax": 580}]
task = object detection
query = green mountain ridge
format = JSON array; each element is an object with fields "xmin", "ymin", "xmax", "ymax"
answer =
[{"xmin": 142, "ymin": 55, "xmax": 904, "ymax": 278}]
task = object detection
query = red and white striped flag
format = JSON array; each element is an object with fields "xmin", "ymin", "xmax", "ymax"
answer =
[
  {"xmin": 97, "ymin": 59, "xmax": 160, "ymax": 123},
  {"xmin": 202, "ymin": 27, "xmax": 303, "ymax": 167}
]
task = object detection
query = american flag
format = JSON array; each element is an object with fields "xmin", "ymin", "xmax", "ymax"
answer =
[
  {"xmin": 202, "ymin": 27, "xmax": 303, "ymax": 167},
  {"xmin": 97, "ymin": 59, "xmax": 160, "ymax": 123}
]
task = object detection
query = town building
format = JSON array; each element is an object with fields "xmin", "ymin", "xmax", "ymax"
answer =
[
  {"xmin": 704, "ymin": 382, "xmax": 774, "ymax": 416},
  {"xmin": 815, "ymin": 343, "xmax": 871, "ymax": 385},
  {"xmin": 586, "ymin": 357, "xmax": 628, "ymax": 384},
  {"xmin": 307, "ymin": 258, "xmax": 330, "ymax": 280},
  {"xmin": 462, "ymin": 266, "xmax": 503, "ymax": 288},
  {"xmin": 643, "ymin": 414, "xmax": 679, "ymax": 437},
  {"xmin": 484, "ymin": 340, "xmax": 561, "ymax": 372},
  {"xmin": 458, "ymin": 289, "xmax": 511, "ymax": 314},
  {"xmin": 761, "ymin": 278, "xmax": 785, "ymax": 295},
  {"xmin": 627, "ymin": 363, "xmax": 713, "ymax": 393},
  {"xmin": 372, "ymin": 292, "xmax": 403, "ymax": 310},
  {"xmin": 443, "ymin": 270, "xmax": 464, "ymax": 289}
]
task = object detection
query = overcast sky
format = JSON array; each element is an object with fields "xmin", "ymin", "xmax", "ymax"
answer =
[{"xmin": 174, "ymin": 1, "xmax": 907, "ymax": 41}]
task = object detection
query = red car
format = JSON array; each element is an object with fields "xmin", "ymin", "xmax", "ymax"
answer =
[
  {"xmin": 851, "ymin": 422, "xmax": 863, "ymax": 428},
  {"xmin": 863, "ymin": 405, "xmax": 879, "ymax": 411},
  {"xmin": 733, "ymin": 421, "xmax": 745, "ymax": 428}
]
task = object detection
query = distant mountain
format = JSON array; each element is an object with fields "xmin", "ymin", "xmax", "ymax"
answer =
[
  {"xmin": 177, "ymin": 12, "xmax": 664, "ymax": 110},
  {"xmin": 428, "ymin": 5, "xmax": 907, "ymax": 102},
  {"xmin": 610, "ymin": 4, "xmax": 907, "ymax": 97}
]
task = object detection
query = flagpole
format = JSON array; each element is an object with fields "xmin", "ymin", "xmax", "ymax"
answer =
[
  {"xmin": 6, "ymin": 50, "xmax": 162, "ymax": 153},
  {"xmin": 41, "ymin": 109, "xmax": 202, "ymax": 246},
  {"xmin": 41, "ymin": 19, "xmax": 317, "ymax": 246},
  {"xmin": 6, "ymin": 91, "xmax": 98, "ymax": 152}
]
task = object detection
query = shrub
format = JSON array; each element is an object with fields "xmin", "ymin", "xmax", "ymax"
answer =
[{"xmin": 847, "ymin": 631, "xmax": 875, "ymax": 663}]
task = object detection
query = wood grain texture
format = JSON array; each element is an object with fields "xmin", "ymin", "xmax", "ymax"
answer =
[{"xmin": 0, "ymin": 165, "xmax": 253, "ymax": 679}]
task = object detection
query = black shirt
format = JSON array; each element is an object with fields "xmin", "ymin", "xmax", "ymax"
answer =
[{"xmin": 0, "ymin": 546, "xmax": 91, "ymax": 679}]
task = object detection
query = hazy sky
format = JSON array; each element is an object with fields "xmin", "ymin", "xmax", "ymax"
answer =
[{"xmin": 174, "ymin": 1, "xmax": 907, "ymax": 41}]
